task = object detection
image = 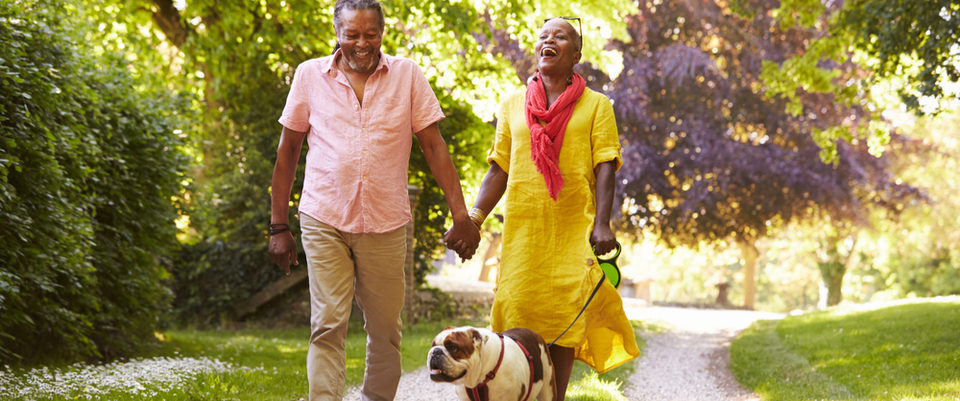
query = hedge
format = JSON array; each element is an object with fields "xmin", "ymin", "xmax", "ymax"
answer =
[{"xmin": 0, "ymin": 1, "xmax": 188, "ymax": 363}]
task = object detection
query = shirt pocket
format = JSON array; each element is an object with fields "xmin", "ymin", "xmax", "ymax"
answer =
[{"xmin": 373, "ymin": 96, "xmax": 410, "ymax": 134}]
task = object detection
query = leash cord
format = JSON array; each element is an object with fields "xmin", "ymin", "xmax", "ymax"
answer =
[{"xmin": 547, "ymin": 272, "xmax": 606, "ymax": 348}]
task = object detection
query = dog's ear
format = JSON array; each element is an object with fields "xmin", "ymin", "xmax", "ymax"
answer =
[{"xmin": 469, "ymin": 328, "xmax": 483, "ymax": 344}]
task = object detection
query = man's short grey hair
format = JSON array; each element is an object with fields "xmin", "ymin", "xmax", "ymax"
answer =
[{"xmin": 334, "ymin": 0, "xmax": 386, "ymax": 34}]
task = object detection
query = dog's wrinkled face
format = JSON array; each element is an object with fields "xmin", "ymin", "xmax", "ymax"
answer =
[{"xmin": 427, "ymin": 326, "xmax": 484, "ymax": 383}]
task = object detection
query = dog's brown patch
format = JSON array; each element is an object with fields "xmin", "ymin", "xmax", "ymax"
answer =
[
  {"xmin": 443, "ymin": 330, "xmax": 476, "ymax": 361},
  {"xmin": 503, "ymin": 328, "xmax": 546, "ymax": 383}
]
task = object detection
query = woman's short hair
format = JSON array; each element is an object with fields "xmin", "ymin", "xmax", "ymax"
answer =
[
  {"xmin": 334, "ymin": 0, "xmax": 386, "ymax": 33},
  {"xmin": 543, "ymin": 18, "xmax": 582, "ymax": 52}
]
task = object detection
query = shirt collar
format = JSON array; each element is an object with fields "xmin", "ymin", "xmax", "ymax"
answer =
[{"xmin": 323, "ymin": 48, "xmax": 391, "ymax": 77}]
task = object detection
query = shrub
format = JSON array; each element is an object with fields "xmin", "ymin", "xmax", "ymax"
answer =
[
  {"xmin": 168, "ymin": 241, "xmax": 302, "ymax": 326},
  {"xmin": 0, "ymin": 1, "xmax": 187, "ymax": 363}
]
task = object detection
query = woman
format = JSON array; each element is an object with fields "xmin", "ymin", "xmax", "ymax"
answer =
[{"xmin": 460, "ymin": 17, "xmax": 640, "ymax": 400}]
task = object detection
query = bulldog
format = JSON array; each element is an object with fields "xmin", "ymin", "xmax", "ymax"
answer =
[{"xmin": 428, "ymin": 326, "xmax": 556, "ymax": 401}]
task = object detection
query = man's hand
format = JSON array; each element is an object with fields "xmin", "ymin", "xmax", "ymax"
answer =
[
  {"xmin": 269, "ymin": 231, "xmax": 299, "ymax": 275},
  {"xmin": 444, "ymin": 220, "xmax": 481, "ymax": 262},
  {"xmin": 590, "ymin": 222, "xmax": 617, "ymax": 257}
]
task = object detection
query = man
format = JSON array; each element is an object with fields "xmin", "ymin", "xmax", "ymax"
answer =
[{"xmin": 267, "ymin": 0, "xmax": 480, "ymax": 399}]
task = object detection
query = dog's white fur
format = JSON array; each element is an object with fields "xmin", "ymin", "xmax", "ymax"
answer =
[{"xmin": 428, "ymin": 326, "xmax": 556, "ymax": 401}]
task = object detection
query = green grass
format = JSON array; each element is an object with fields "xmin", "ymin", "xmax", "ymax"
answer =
[
  {"xmin": 1, "ymin": 315, "xmax": 484, "ymax": 400},
  {"xmin": 1, "ymin": 317, "xmax": 660, "ymax": 400},
  {"xmin": 731, "ymin": 297, "xmax": 960, "ymax": 400}
]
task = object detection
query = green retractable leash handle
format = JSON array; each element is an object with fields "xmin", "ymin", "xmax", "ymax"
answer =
[
  {"xmin": 595, "ymin": 242, "xmax": 622, "ymax": 289},
  {"xmin": 549, "ymin": 241, "xmax": 623, "ymax": 347}
]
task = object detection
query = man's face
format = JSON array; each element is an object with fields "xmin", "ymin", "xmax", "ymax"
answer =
[{"xmin": 336, "ymin": 8, "xmax": 383, "ymax": 73}]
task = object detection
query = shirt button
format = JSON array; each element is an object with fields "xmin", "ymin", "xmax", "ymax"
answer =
[
  {"xmin": 355, "ymin": 104, "xmax": 359, "ymax": 111},
  {"xmin": 362, "ymin": 150, "xmax": 367, "ymax": 155},
  {"xmin": 587, "ymin": 259, "xmax": 595, "ymax": 266}
]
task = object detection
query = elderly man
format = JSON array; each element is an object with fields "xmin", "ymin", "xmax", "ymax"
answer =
[{"xmin": 267, "ymin": 0, "xmax": 480, "ymax": 399}]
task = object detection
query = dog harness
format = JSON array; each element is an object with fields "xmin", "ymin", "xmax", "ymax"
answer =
[{"xmin": 465, "ymin": 333, "xmax": 536, "ymax": 401}]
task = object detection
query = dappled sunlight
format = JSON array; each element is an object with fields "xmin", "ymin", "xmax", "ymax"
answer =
[
  {"xmin": 0, "ymin": 357, "xmax": 259, "ymax": 399},
  {"xmin": 567, "ymin": 372, "xmax": 628, "ymax": 401},
  {"xmin": 276, "ymin": 345, "xmax": 307, "ymax": 354}
]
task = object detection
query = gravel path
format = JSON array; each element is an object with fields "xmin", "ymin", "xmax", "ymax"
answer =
[
  {"xmin": 343, "ymin": 368, "xmax": 456, "ymax": 401},
  {"xmin": 623, "ymin": 304, "xmax": 785, "ymax": 401},
  {"xmin": 343, "ymin": 283, "xmax": 786, "ymax": 401}
]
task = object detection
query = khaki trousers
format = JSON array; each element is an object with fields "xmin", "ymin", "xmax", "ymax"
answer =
[{"xmin": 300, "ymin": 213, "xmax": 407, "ymax": 401}]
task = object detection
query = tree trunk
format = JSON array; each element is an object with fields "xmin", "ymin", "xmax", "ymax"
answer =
[
  {"xmin": 737, "ymin": 238, "xmax": 759, "ymax": 310},
  {"xmin": 148, "ymin": 0, "xmax": 221, "ymax": 182},
  {"xmin": 825, "ymin": 268, "xmax": 844, "ymax": 306},
  {"xmin": 820, "ymin": 231, "xmax": 860, "ymax": 307},
  {"xmin": 477, "ymin": 232, "xmax": 502, "ymax": 282}
]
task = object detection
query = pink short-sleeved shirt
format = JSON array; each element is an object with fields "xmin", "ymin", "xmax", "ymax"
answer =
[{"xmin": 278, "ymin": 50, "xmax": 444, "ymax": 233}]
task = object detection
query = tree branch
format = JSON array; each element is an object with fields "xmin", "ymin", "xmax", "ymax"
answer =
[{"xmin": 150, "ymin": 0, "xmax": 190, "ymax": 48}]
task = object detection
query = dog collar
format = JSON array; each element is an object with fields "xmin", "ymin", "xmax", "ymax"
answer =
[
  {"xmin": 466, "ymin": 334, "xmax": 505, "ymax": 401},
  {"xmin": 465, "ymin": 333, "xmax": 536, "ymax": 401}
]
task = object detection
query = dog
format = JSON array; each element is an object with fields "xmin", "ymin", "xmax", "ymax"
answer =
[{"xmin": 428, "ymin": 326, "xmax": 556, "ymax": 401}]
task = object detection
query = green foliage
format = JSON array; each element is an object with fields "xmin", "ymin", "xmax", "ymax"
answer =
[
  {"xmin": 835, "ymin": 0, "xmax": 960, "ymax": 112},
  {"xmin": 167, "ymin": 242, "xmax": 303, "ymax": 325},
  {"xmin": 0, "ymin": 0, "xmax": 187, "ymax": 363},
  {"xmin": 757, "ymin": 0, "xmax": 960, "ymax": 160},
  {"xmin": 759, "ymin": 38, "xmax": 844, "ymax": 117},
  {"xmin": 770, "ymin": 0, "xmax": 824, "ymax": 30},
  {"xmin": 810, "ymin": 125, "xmax": 852, "ymax": 163},
  {"xmin": 732, "ymin": 299, "xmax": 960, "ymax": 399},
  {"xmin": 848, "ymin": 111, "xmax": 960, "ymax": 301},
  {"xmin": 410, "ymin": 86, "xmax": 494, "ymax": 281}
]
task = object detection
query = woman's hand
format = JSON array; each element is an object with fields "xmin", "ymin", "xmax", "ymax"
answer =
[
  {"xmin": 445, "ymin": 219, "xmax": 481, "ymax": 262},
  {"xmin": 590, "ymin": 222, "xmax": 617, "ymax": 256}
]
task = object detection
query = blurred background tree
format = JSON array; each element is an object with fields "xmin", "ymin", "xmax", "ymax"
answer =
[{"xmin": 755, "ymin": 0, "xmax": 959, "ymax": 160}]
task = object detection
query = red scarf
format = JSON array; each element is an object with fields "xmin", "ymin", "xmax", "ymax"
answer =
[{"xmin": 525, "ymin": 72, "xmax": 586, "ymax": 201}]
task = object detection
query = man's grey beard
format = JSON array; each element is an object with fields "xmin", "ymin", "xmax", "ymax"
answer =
[{"xmin": 346, "ymin": 53, "xmax": 378, "ymax": 72}]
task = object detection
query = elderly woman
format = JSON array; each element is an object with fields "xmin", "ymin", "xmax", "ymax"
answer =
[{"xmin": 460, "ymin": 16, "xmax": 640, "ymax": 400}]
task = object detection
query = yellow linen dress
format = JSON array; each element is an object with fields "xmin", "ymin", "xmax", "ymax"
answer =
[{"xmin": 487, "ymin": 88, "xmax": 640, "ymax": 373}]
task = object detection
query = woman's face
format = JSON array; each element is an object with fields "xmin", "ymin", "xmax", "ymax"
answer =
[{"xmin": 535, "ymin": 19, "xmax": 581, "ymax": 76}]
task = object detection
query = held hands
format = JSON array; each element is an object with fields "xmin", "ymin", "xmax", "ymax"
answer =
[
  {"xmin": 269, "ymin": 231, "xmax": 299, "ymax": 275},
  {"xmin": 444, "ymin": 218, "xmax": 481, "ymax": 262},
  {"xmin": 591, "ymin": 222, "xmax": 617, "ymax": 257}
]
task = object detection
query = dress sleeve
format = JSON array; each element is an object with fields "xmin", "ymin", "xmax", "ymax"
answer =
[
  {"xmin": 591, "ymin": 96, "xmax": 622, "ymax": 172},
  {"xmin": 487, "ymin": 98, "xmax": 512, "ymax": 174},
  {"xmin": 278, "ymin": 63, "xmax": 312, "ymax": 133},
  {"xmin": 409, "ymin": 63, "xmax": 445, "ymax": 134}
]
